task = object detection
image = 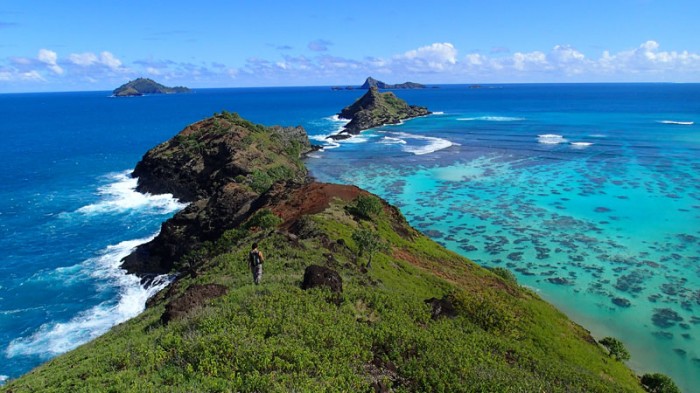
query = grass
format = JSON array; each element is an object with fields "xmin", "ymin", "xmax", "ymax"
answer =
[{"xmin": 3, "ymin": 195, "xmax": 645, "ymax": 393}]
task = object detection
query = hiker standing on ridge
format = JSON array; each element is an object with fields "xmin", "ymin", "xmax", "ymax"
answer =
[{"xmin": 249, "ymin": 242, "xmax": 264, "ymax": 285}]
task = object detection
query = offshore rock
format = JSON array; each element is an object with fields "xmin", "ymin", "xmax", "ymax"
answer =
[{"xmin": 331, "ymin": 87, "xmax": 430, "ymax": 138}]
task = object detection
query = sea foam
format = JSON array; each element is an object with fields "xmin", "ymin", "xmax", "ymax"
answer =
[
  {"xmin": 458, "ymin": 116, "xmax": 525, "ymax": 122},
  {"xmin": 391, "ymin": 132, "xmax": 456, "ymax": 155},
  {"xmin": 538, "ymin": 134, "xmax": 567, "ymax": 144},
  {"xmin": 5, "ymin": 236, "xmax": 171, "ymax": 359},
  {"xmin": 75, "ymin": 171, "xmax": 186, "ymax": 215},
  {"xmin": 570, "ymin": 142, "xmax": 593, "ymax": 148},
  {"xmin": 658, "ymin": 120, "xmax": 694, "ymax": 125}
]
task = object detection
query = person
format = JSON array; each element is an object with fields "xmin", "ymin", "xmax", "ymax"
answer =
[{"xmin": 248, "ymin": 242, "xmax": 264, "ymax": 285}]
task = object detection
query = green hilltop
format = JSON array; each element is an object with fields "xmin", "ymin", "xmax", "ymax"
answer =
[{"xmin": 1, "ymin": 111, "xmax": 664, "ymax": 393}]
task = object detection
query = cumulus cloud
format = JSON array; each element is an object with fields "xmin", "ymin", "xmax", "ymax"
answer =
[
  {"xmin": 308, "ymin": 39, "xmax": 333, "ymax": 52},
  {"xmin": 38, "ymin": 49, "xmax": 63, "ymax": 75},
  {"xmin": 69, "ymin": 52, "xmax": 98, "ymax": 66},
  {"xmin": 68, "ymin": 51, "xmax": 124, "ymax": 71},
  {"xmin": 1, "ymin": 40, "xmax": 699, "ymax": 91},
  {"xmin": 395, "ymin": 42, "xmax": 457, "ymax": 72}
]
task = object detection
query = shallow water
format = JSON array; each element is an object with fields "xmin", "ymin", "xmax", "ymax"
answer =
[{"xmin": 307, "ymin": 84, "xmax": 700, "ymax": 392}]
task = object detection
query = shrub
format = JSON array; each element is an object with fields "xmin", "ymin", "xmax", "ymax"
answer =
[
  {"xmin": 599, "ymin": 337, "xmax": 630, "ymax": 361},
  {"xmin": 452, "ymin": 290, "xmax": 519, "ymax": 335},
  {"xmin": 352, "ymin": 195, "xmax": 383, "ymax": 220},
  {"xmin": 352, "ymin": 226, "xmax": 385, "ymax": 268},
  {"xmin": 489, "ymin": 267, "xmax": 517, "ymax": 284},
  {"xmin": 245, "ymin": 209, "xmax": 282, "ymax": 230},
  {"xmin": 641, "ymin": 373, "xmax": 680, "ymax": 393}
]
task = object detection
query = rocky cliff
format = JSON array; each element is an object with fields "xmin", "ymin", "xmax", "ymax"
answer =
[
  {"xmin": 112, "ymin": 77, "xmax": 190, "ymax": 97},
  {"xmin": 332, "ymin": 87, "xmax": 431, "ymax": 139},
  {"xmin": 1, "ymin": 112, "xmax": 652, "ymax": 393}
]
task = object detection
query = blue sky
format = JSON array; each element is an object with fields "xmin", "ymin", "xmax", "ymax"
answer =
[{"xmin": 1, "ymin": 0, "xmax": 699, "ymax": 92}]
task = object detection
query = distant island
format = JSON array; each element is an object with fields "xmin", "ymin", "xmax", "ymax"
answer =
[
  {"xmin": 331, "ymin": 76, "xmax": 428, "ymax": 91},
  {"xmin": 360, "ymin": 76, "xmax": 426, "ymax": 89},
  {"xmin": 112, "ymin": 78, "xmax": 190, "ymax": 97},
  {"xmin": 330, "ymin": 87, "xmax": 431, "ymax": 139}
]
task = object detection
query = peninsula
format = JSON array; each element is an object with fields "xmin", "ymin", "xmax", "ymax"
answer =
[
  {"xmin": 1, "ymin": 110, "xmax": 660, "ymax": 392},
  {"xmin": 331, "ymin": 87, "xmax": 431, "ymax": 139},
  {"xmin": 112, "ymin": 77, "xmax": 190, "ymax": 97}
]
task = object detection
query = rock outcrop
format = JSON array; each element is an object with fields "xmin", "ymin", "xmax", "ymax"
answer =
[
  {"xmin": 360, "ymin": 76, "xmax": 426, "ymax": 89},
  {"xmin": 123, "ymin": 111, "xmax": 316, "ymax": 277},
  {"xmin": 332, "ymin": 87, "xmax": 431, "ymax": 139},
  {"xmin": 113, "ymin": 77, "xmax": 190, "ymax": 97}
]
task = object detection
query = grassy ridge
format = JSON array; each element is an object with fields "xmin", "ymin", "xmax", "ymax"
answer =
[{"xmin": 3, "ymin": 194, "xmax": 644, "ymax": 392}]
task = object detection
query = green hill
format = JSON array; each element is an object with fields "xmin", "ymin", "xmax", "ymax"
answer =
[
  {"xmin": 1, "ymin": 112, "xmax": 653, "ymax": 393},
  {"xmin": 113, "ymin": 78, "xmax": 190, "ymax": 97}
]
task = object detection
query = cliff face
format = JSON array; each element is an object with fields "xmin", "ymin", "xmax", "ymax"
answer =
[
  {"xmin": 2, "ymin": 112, "xmax": 648, "ymax": 393},
  {"xmin": 112, "ymin": 78, "xmax": 190, "ymax": 97},
  {"xmin": 333, "ymin": 87, "xmax": 431, "ymax": 138}
]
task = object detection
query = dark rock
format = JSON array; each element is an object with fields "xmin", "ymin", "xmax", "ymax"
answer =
[
  {"xmin": 547, "ymin": 277, "xmax": 573, "ymax": 285},
  {"xmin": 301, "ymin": 265, "xmax": 343, "ymax": 293},
  {"xmin": 651, "ymin": 308, "xmax": 683, "ymax": 328},
  {"xmin": 425, "ymin": 295, "xmax": 458, "ymax": 320},
  {"xmin": 161, "ymin": 283, "xmax": 228, "ymax": 324},
  {"xmin": 612, "ymin": 297, "xmax": 631, "ymax": 307}
]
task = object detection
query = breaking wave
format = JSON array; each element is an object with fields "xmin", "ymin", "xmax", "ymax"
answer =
[
  {"xmin": 5, "ymin": 237, "xmax": 171, "ymax": 359},
  {"xmin": 458, "ymin": 116, "xmax": 525, "ymax": 122},
  {"xmin": 74, "ymin": 171, "xmax": 186, "ymax": 215},
  {"xmin": 657, "ymin": 120, "xmax": 694, "ymax": 125},
  {"xmin": 538, "ymin": 134, "xmax": 568, "ymax": 145}
]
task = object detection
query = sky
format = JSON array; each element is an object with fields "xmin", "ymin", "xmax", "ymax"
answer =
[{"xmin": 1, "ymin": 0, "xmax": 699, "ymax": 92}]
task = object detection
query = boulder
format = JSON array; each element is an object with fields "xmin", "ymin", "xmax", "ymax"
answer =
[
  {"xmin": 425, "ymin": 295, "xmax": 458, "ymax": 319},
  {"xmin": 301, "ymin": 265, "xmax": 343, "ymax": 293}
]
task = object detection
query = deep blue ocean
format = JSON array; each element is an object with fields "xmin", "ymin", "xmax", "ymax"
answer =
[{"xmin": 1, "ymin": 85, "xmax": 698, "ymax": 391}]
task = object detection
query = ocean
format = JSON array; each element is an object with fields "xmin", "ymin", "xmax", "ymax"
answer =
[{"xmin": 0, "ymin": 84, "xmax": 698, "ymax": 391}]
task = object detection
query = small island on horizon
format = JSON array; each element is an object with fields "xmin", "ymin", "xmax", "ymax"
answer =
[
  {"xmin": 331, "ymin": 76, "xmax": 429, "ymax": 91},
  {"xmin": 112, "ymin": 78, "xmax": 191, "ymax": 97}
]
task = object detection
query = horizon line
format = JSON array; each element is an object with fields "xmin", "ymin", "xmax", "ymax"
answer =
[{"xmin": 2, "ymin": 81, "xmax": 698, "ymax": 95}]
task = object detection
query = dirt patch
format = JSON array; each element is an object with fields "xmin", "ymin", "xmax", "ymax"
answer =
[
  {"xmin": 161, "ymin": 283, "xmax": 228, "ymax": 324},
  {"xmin": 265, "ymin": 182, "xmax": 366, "ymax": 226}
]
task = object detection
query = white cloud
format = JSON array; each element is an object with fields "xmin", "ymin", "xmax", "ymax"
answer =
[
  {"xmin": 308, "ymin": 39, "xmax": 332, "ymax": 52},
  {"xmin": 69, "ymin": 52, "xmax": 98, "ymax": 66},
  {"xmin": 396, "ymin": 42, "xmax": 457, "ymax": 72},
  {"xmin": 99, "ymin": 51, "xmax": 122, "ymax": 70},
  {"xmin": 21, "ymin": 70, "xmax": 44, "ymax": 81},
  {"xmin": 1, "ymin": 40, "xmax": 699, "ymax": 91},
  {"xmin": 38, "ymin": 49, "xmax": 63, "ymax": 75}
]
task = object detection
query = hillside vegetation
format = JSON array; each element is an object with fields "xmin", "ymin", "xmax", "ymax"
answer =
[{"xmin": 1, "ymin": 113, "xmax": 649, "ymax": 393}]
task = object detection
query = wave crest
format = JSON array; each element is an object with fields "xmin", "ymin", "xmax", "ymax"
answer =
[
  {"xmin": 538, "ymin": 134, "xmax": 567, "ymax": 145},
  {"xmin": 458, "ymin": 116, "xmax": 525, "ymax": 122},
  {"xmin": 75, "ymin": 171, "xmax": 186, "ymax": 215},
  {"xmin": 5, "ymin": 236, "xmax": 171, "ymax": 359}
]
